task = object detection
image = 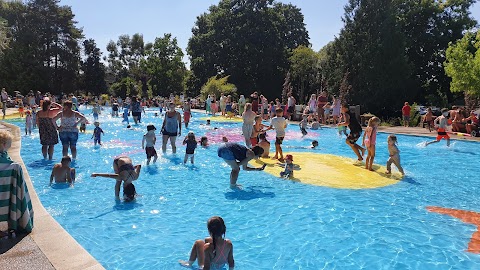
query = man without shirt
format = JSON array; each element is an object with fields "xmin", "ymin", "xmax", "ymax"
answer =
[{"xmin": 50, "ymin": 156, "xmax": 75, "ymax": 186}]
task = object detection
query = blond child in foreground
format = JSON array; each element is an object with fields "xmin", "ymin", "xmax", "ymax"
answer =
[
  {"xmin": 0, "ymin": 130, "xmax": 13, "ymax": 153},
  {"xmin": 386, "ymin": 135, "xmax": 405, "ymax": 175}
]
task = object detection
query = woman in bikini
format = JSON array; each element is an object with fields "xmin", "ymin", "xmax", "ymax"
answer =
[
  {"xmin": 179, "ymin": 216, "xmax": 234, "ymax": 270},
  {"xmin": 91, "ymin": 156, "xmax": 141, "ymax": 200}
]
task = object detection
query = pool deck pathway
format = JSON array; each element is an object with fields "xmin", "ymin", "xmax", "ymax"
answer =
[{"xmin": 0, "ymin": 108, "xmax": 478, "ymax": 269}]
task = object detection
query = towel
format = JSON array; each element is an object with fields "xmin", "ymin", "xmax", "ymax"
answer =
[{"xmin": 0, "ymin": 154, "xmax": 34, "ymax": 233}]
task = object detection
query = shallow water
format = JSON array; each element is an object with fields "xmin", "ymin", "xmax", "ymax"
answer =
[{"xmin": 11, "ymin": 107, "xmax": 480, "ymax": 269}]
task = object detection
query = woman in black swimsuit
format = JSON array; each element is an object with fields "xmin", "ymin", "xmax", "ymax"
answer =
[{"xmin": 91, "ymin": 156, "xmax": 141, "ymax": 200}]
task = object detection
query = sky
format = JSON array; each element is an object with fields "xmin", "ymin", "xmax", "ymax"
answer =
[{"xmin": 60, "ymin": 0, "xmax": 480, "ymax": 66}]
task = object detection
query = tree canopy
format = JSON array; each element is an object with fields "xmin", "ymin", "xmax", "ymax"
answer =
[{"xmin": 187, "ymin": 0, "xmax": 309, "ymax": 99}]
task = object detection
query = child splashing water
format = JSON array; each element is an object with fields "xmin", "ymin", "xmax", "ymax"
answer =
[
  {"xmin": 362, "ymin": 117, "xmax": 380, "ymax": 171},
  {"xmin": 386, "ymin": 134, "xmax": 405, "ymax": 175},
  {"xmin": 183, "ymin": 131, "xmax": 197, "ymax": 164},
  {"xmin": 179, "ymin": 216, "xmax": 234, "ymax": 270}
]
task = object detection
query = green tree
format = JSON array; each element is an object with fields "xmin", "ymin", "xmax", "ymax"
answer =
[
  {"xmin": 81, "ymin": 39, "xmax": 107, "ymax": 96},
  {"xmin": 188, "ymin": 0, "xmax": 309, "ymax": 99},
  {"xmin": 397, "ymin": 0, "xmax": 477, "ymax": 104},
  {"xmin": 0, "ymin": 17, "xmax": 9, "ymax": 53},
  {"xmin": 0, "ymin": 0, "xmax": 82, "ymax": 94},
  {"xmin": 141, "ymin": 34, "xmax": 186, "ymax": 97},
  {"xmin": 288, "ymin": 45, "xmax": 319, "ymax": 103},
  {"xmin": 337, "ymin": 0, "xmax": 413, "ymax": 115},
  {"xmin": 444, "ymin": 31, "xmax": 480, "ymax": 98},
  {"xmin": 200, "ymin": 76, "xmax": 237, "ymax": 99}
]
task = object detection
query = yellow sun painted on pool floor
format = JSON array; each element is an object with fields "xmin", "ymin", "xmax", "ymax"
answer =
[
  {"xmin": 250, "ymin": 153, "xmax": 403, "ymax": 189},
  {"xmin": 199, "ymin": 116, "xmax": 243, "ymax": 123}
]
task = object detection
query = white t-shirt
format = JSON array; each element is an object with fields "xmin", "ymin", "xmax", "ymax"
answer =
[
  {"xmin": 271, "ymin": 116, "xmax": 287, "ymax": 137},
  {"xmin": 288, "ymin": 96, "xmax": 295, "ymax": 107}
]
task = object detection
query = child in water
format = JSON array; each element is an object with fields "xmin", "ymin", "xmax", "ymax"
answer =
[
  {"xmin": 92, "ymin": 121, "xmax": 104, "ymax": 146},
  {"xmin": 200, "ymin": 136, "xmax": 209, "ymax": 147},
  {"xmin": 280, "ymin": 154, "xmax": 294, "ymax": 178},
  {"xmin": 426, "ymin": 108, "xmax": 450, "ymax": 147},
  {"xmin": 386, "ymin": 134, "xmax": 405, "ymax": 175},
  {"xmin": 179, "ymin": 216, "xmax": 234, "ymax": 270},
  {"xmin": 25, "ymin": 111, "xmax": 33, "ymax": 135},
  {"xmin": 183, "ymin": 131, "xmax": 197, "ymax": 164},
  {"xmin": 299, "ymin": 114, "xmax": 308, "ymax": 137},
  {"xmin": 122, "ymin": 106, "xmax": 129, "ymax": 124},
  {"xmin": 362, "ymin": 117, "xmax": 380, "ymax": 171},
  {"xmin": 142, "ymin": 125, "xmax": 158, "ymax": 165},
  {"xmin": 311, "ymin": 140, "xmax": 319, "ymax": 149}
]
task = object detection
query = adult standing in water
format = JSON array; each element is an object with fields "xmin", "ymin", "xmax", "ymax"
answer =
[
  {"xmin": 218, "ymin": 142, "xmax": 266, "ymax": 188},
  {"xmin": 242, "ymin": 103, "xmax": 257, "ymax": 147},
  {"xmin": 131, "ymin": 96, "xmax": 142, "ymax": 124},
  {"xmin": 161, "ymin": 102, "xmax": 182, "ymax": 153},
  {"xmin": 238, "ymin": 95, "xmax": 246, "ymax": 116},
  {"xmin": 53, "ymin": 100, "xmax": 88, "ymax": 160},
  {"xmin": 36, "ymin": 98, "xmax": 63, "ymax": 160}
]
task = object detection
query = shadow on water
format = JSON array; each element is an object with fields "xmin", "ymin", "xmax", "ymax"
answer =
[
  {"xmin": 50, "ymin": 183, "xmax": 70, "ymax": 189},
  {"xmin": 145, "ymin": 165, "xmax": 159, "ymax": 175},
  {"xmin": 224, "ymin": 187, "xmax": 275, "ymax": 200},
  {"xmin": 91, "ymin": 201, "xmax": 143, "ymax": 219},
  {"xmin": 399, "ymin": 176, "xmax": 421, "ymax": 185},
  {"xmin": 27, "ymin": 159, "xmax": 55, "ymax": 170},
  {"xmin": 163, "ymin": 155, "xmax": 183, "ymax": 165}
]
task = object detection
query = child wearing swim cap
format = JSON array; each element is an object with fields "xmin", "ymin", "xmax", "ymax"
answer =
[
  {"xmin": 179, "ymin": 216, "xmax": 234, "ymax": 270},
  {"xmin": 280, "ymin": 154, "xmax": 294, "ymax": 178}
]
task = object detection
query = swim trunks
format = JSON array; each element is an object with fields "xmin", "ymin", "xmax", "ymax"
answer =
[{"xmin": 145, "ymin": 146, "xmax": 157, "ymax": 159}]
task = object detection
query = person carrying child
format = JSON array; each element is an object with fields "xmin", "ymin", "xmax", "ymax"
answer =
[
  {"xmin": 362, "ymin": 117, "xmax": 380, "ymax": 171},
  {"xmin": 386, "ymin": 135, "xmax": 405, "ymax": 175},
  {"xmin": 251, "ymin": 115, "xmax": 270, "ymax": 146},
  {"xmin": 25, "ymin": 111, "xmax": 33, "ymax": 135},
  {"xmin": 338, "ymin": 103, "xmax": 365, "ymax": 161},
  {"xmin": 426, "ymin": 108, "xmax": 450, "ymax": 147},
  {"xmin": 92, "ymin": 121, "xmax": 104, "ymax": 146},
  {"xmin": 142, "ymin": 125, "xmax": 158, "ymax": 165},
  {"xmin": 258, "ymin": 133, "xmax": 270, "ymax": 158},
  {"xmin": 179, "ymin": 216, "xmax": 234, "ymax": 270},
  {"xmin": 183, "ymin": 131, "xmax": 197, "ymax": 164},
  {"xmin": 280, "ymin": 154, "xmax": 294, "ymax": 178},
  {"xmin": 91, "ymin": 156, "xmax": 141, "ymax": 200},
  {"xmin": 269, "ymin": 107, "xmax": 287, "ymax": 161},
  {"xmin": 50, "ymin": 155, "xmax": 76, "ymax": 186}
]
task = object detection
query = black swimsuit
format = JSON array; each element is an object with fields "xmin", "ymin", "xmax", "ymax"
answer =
[{"xmin": 114, "ymin": 157, "xmax": 135, "ymax": 173}]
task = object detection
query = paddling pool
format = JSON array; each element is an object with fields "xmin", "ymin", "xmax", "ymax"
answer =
[{"xmin": 9, "ymin": 107, "xmax": 480, "ymax": 269}]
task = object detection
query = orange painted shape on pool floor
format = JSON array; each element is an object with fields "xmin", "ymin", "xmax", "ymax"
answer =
[{"xmin": 427, "ymin": 206, "xmax": 480, "ymax": 254}]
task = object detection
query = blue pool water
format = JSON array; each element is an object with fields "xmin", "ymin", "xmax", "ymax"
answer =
[{"xmin": 9, "ymin": 107, "xmax": 480, "ymax": 269}]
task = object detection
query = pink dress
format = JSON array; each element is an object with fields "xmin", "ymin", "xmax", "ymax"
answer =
[{"xmin": 365, "ymin": 127, "xmax": 377, "ymax": 147}]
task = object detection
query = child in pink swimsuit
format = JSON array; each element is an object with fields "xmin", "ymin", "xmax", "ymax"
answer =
[
  {"xmin": 179, "ymin": 216, "xmax": 234, "ymax": 270},
  {"xmin": 362, "ymin": 117, "xmax": 380, "ymax": 171}
]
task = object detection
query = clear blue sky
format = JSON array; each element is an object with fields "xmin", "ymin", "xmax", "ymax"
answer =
[{"xmin": 60, "ymin": 0, "xmax": 480, "ymax": 65}]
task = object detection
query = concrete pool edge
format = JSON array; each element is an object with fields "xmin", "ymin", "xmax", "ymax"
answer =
[{"xmin": 2, "ymin": 121, "xmax": 104, "ymax": 270}]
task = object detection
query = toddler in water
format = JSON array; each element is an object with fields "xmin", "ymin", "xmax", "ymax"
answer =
[
  {"xmin": 311, "ymin": 140, "xmax": 319, "ymax": 149},
  {"xmin": 258, "ymin": 133, "xmax": 270, "ymax": 158},
  {"xmin": 299, "ymin": 114, "xmax": 308, "ymax": 137},
  {"xmin": 25, "ymin": 111, "xmax": 33, "ymax": 135},
  {"xmin": 386, "ymin": 134, "xmax": 405, "ymax": 175},
  {"xmin": 122, "ymin": 106, "xmax": 129, "ymax": 124},
  {"xmin": 179, "ymin": 216, "xmax": 234, "ymax": 270},
  {"xmin": 362, "ymin": 117, "xmax": 380, "ymax": 171},
  {"xmin": 79, "ymin": 121, "xmax": 86, "ymax": 133},
  {"xmin": 142, "ymin": 125, "xmax": 158, "ymax": 165},
  {"xmin": 183, "ymin": 131, "xmax": 197, "ymax": 164},
  {"xmin": 92, "ymin": 121, "xmax": 104, "ymax": 146},
  {"xmin": 280, "ymin": 154, "xmax": 294, "ymax": 178},
  {"xmin": 200, "ymin": 136, "xmax": 209, "ymax": 147}
]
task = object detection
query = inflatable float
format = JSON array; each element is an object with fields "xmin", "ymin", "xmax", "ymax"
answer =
[{"xmin": 251, "ymin": 152, "xmax": 403, "ymax": 189}]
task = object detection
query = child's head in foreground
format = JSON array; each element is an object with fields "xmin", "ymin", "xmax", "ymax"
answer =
[
  {"xmin": 61, "ymin": 155, "xmax": 72, "ymax": 166},
  {"xmin": 387, "ymin": 134, "xmax": 398, "ymax": 145},
  {"xmin": 0, "ymin": 130, "xmax": 13, "ymax": 152},
  {"xmin": 207, "ymin": 216, "xmax": 226, "ymax": 238}
]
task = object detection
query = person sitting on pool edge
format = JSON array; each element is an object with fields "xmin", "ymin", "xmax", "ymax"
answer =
[
  {"xmin": 50, "ymin": 155, "xmax": 75, "ymax": 186},
  {"xmin": 217, "ymin": 142, "xmax": 267, "ymax": 188},
  {"xmin": 91, "ymin": 156, "xmax": 141, "ymax": 200}
]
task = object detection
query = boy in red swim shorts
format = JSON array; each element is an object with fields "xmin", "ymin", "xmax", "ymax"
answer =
[{"xmin": 426, "ymin": 108, "xmax": 450, "ymax": 147}]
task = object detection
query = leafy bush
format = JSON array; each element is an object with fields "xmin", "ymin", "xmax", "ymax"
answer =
[{"xmin": 200, "ymin": 76, "xmax": 237, "ymax": 99}]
